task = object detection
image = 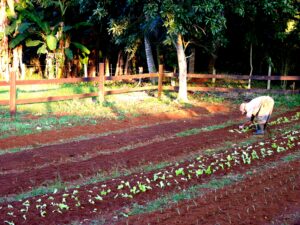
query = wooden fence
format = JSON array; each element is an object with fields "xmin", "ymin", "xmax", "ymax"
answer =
[
  {"xmin": 0, "ymin": 63, "xmax": 299, "ymax": 117},
  {"xmin": 169, "ymin": 73, "xmax": 300, "ymax": 94}
]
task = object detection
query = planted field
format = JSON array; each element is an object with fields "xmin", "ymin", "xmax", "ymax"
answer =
[{"xmin": 0, "ymin": 100, "xmax": 299, "ymax": 225}]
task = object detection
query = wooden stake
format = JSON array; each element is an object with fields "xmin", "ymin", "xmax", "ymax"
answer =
[
  {"xmin": 157, "ymin": 64, "xmax": 164, "ymax": 99},
  {"xmin": 98, "ymin": 63, "xmax": 105, "ymax": 102},
  {"xmin": 267, "ymin": 64, "xmax": 271, "ymax": 90},
  {"xmin": 10, "ymin": 71, "xmax": 17, "ymax": 118}
]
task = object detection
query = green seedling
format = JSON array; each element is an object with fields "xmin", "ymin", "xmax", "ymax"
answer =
[
  {"xmin": 58, "ymin": 203, "xmax": 69, "ymax": 210},
  {"xmin": 251, "ymin": 150, "xmax": 259, "ymax": 160},
  {"xmin": 175, "ymin": 168, "xmax": 185, "ymax": 176}
]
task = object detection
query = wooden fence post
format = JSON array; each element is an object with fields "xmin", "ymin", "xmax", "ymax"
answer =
[
  {"xmin": 267, "ymin": 64, "xmax": 271, "ymax": 90},
  {"xmin": 157, "ymin": 64, "xmax": 164, "ymax": 99},
  {"xmin": 10, "ymin": 71, "xmax": 17, "ymax": 118},
  {"xmin": 98, "ymin": 63, "xmax": 105, "ymax": 102}
]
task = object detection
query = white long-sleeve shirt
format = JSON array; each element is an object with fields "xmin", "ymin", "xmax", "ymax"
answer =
[{"xmin": 245, "ymin": 96, "xmax": 274, "ymax": 123}]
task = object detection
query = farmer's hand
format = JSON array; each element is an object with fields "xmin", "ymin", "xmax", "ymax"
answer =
[
  {"xmin": 245, "ymin": 120, "xmax": 253, "ymax": 126},
  {"xmin": 239, "ymin": 121, "xmax": 252, "ymax": 129}
]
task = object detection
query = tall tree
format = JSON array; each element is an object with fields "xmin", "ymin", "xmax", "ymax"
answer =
[
  {"xmin": 0, "ymin": 0, "xmax": 15, "ymax": 80},
  {"xmin": 157, "ymin": 0, "xmax": 226, "ymax": 101},
  {"xmin": 225, "ymin": 0, "xmax": 299, "ymax": 87}
]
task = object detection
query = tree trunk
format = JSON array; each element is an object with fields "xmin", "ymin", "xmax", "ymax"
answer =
[
  {"xmin": 247, "ymin": 43, "xmax": 253, "ymax": 89},
  {"xmin": 156, "ymin": 45, "xmax": 164, "ymax": 66},
  {"xmin": 105, "ymin": 58, "xmax": 110, "ymax": 76},
  {"xmin": 12, "ymin": 46, "xmax": 24, "ymax": 80},
  {"xmin": 176, "ymin": 34, "xmax": 188, "ymax": 102},
  {"xmin": 267, "ymin": 63, "xmax": 272, "ymax": 90},
  {"xmin": 12, "ymin": 47, "xmax": 20, "ymax": 79},
  {"xmin": 144, "ymin": 35, "xmax": 157, "ymax": 73},
  {"xmin": 45, "ymin": 53, "xmax": 55, "ymax": 79},
  {"xmin": 56, "ymin": 22, "xmax": 65, "ymax": 78},
  {"xmin": 144, "ymin": 35, "xmax": 157, "ymax": 83},
  {"xmin": 88, "ymin": 64, "xmax": 96, "ymax": 77},
  {"xmin": 281, "ymin": 55, "xmax": 289, "ymax": 89},
  {"xmin": 208, "ymin": 53, "xmax": 217, "ymax": 84},
  {"xmin": 55, "ymin": 52, "xmax": 64, "ymax": 78},
  {"xmin": 115, "ymin": 51, "xmax": 124, "ymax": 76},
  {"xmin": 124, "ymin": 54, "xmax": 130, "ymax": 75},
  {"xmin": 83, "ymin": 64, "xmax": 88, "ymax": 78},
  {"xmin": 0, "ymin": 0, "xmax": 9, "ymax": 81},
  {"xmin": 188, "ymin": 47, "xmax": 195, "ymax": 74}
]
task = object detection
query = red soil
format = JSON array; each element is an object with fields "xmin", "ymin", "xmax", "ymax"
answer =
[
  {"xmin": 0, "ymin": 105, "xmax": 299, "ymax": 224},
  {"xmin": 0, "ymin": 104, "xmax": 230, "ymax": 150},
  {"xmin": 0, "ymin": 106, "xmax": 242, "ymax": 196},
  {"xmin": 122, "ymin": 160, "xmax": 300, "ymax": 225}
]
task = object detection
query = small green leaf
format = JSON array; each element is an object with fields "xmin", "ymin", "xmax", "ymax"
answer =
[
  {"xmin": 205, "ymin": 166, "xmax": 212, "ymax": 175},
  {"xmin": 58, "ymin": 203, "xmax": 69, "ymax": 210},
  {"xmin": 175, "ymin": 168, "xmax": 185, "ymax": 176},
  {"xmin": 46, "ymin": 35, "xmax": 57, "ymax": 51},
  {"xmin": 65, "ymin": 48, "xmax": 73, "ymax": 60},
  {"xmin": 195, "ymin": 169, "xmax": 203, "ymax": 176},
  {"xmin": 95, "ymin": 195, "xmax": 103, "ymax": 201},
  {"xmin": 117, "ymin": 184, "xmax": 124, "ymax": 190},
  {"xmin": 37, "ymin": 44, "xmax": 47, "ymax": 54},
  {"xmin": 9, "ymin": 34, "xmax": 28, "ymax": 48},
  {"xmin": 72, "ymin": 42, "xmax": 90, "ymax": 54}
]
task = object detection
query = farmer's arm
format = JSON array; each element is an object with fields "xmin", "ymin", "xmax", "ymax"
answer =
[
  {"xmin": 238, "ymin": 100, "xmax": 258, "ymax": 129},
  {"xmin": 239, "ymin": 115, "xmax": 255, "ymax": 129}
]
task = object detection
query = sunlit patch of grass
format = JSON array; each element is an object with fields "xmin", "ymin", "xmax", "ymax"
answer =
[
  {"xmin": 12, "ymin": 83, "xmax": 97, "ymax": 100},
  {"xmin": 231, "ymin": 93, "xmax": 300, "ymax": 110},
  {"xmin": 103, "ymin": 92, "xmax": 180, "ymax": 117},
  {"xmin": 0, "ymin": 113, "xmax": 99, "ymax": 139},
  {"xmin": 190, "ymin": 92, "xmax": 226, "ymax": 103},
  {"xmin": 0, "ymin": 86, "xmax": 9, "ymax": 100},
  {"xmin": 0, "ymin": 90, "xmax": 181, "ymax": 139},
  {"xmin": 273, "ymin": 94, "xmax": 300, "ymax": 108}
]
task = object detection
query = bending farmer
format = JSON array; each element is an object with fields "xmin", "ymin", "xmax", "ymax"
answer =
[{"xmin": 239, "ymin": 96, "xmax": 274, "ymax": 135}]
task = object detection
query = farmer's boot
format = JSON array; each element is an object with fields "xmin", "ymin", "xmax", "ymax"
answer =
[
  {"xmin": 264, "ymin": 122, "xmax": 268, "ymax": 130},
  {"xmin": 254, "ymin": 124, "xmax": 265, "ymax": 135}
]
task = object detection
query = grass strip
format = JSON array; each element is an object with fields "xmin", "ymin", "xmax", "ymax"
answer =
[{"xmin": 175, "ymin": 120, "xmax": 236, "ymax": 137}]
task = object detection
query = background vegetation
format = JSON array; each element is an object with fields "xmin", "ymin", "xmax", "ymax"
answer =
[
  {"xmin": 0, "ymin": 0, "xmax": 299, "ymax": 101},
  {"xmin": 0, "ymin": 0, "xmax": 299, "ymax": 78}
]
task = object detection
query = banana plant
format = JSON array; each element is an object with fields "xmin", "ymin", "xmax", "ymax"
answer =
[{"xmin": 8, "ymin": 1, "xmax": 91, "ymax": 78}]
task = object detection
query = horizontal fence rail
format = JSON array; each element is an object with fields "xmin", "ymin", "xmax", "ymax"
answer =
[
  {"xmin": 0, "ymin": 63, "xmax": 299, "ymax": 117},
  {"xmin": 163, "ymin": 86, "xmax": 299, "ymax": 94},
  {"xmin": 184, "ymin": 74, "xmax": 300, "ymax": 81},
  {"xmin": 0, "ymin": 74, "xmax": 298, "ymax": 87}
]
